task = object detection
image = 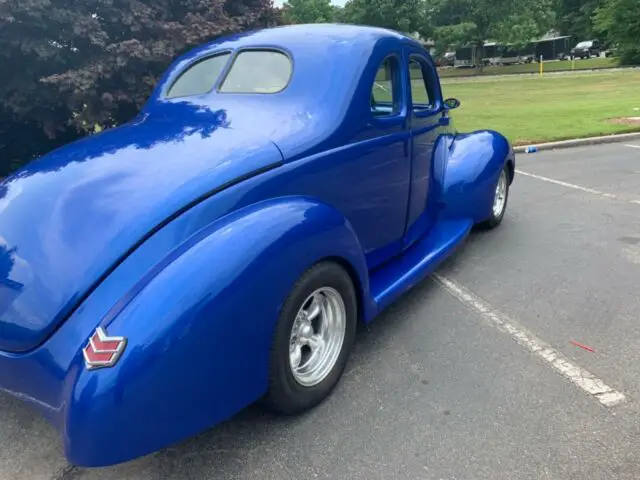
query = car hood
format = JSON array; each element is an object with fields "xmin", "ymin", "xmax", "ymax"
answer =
[{"xmin": 0, "ymin": 111, "xmax": 283, "ymax": 352}]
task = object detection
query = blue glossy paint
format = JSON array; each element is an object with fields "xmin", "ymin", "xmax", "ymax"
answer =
[
  {"xmin": 403, "ymin": 46, "xmax": 448, "ymax": 249},
  {"xmin": 0, "ymin": 24, "xmax": 514, "ymax": 466},
  {"xmin": 439, "ymin": 130, "xmax": 514, "ymax": 223},
  {"xmin": 66, "ymin": 197, "xmax": 373, "ymax": 466},
  {"xmin": 0, "ymin": 117, "xmax": 283, "ymax": 353}
]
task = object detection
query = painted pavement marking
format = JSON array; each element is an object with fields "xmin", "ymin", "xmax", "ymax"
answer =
[
  {"xmin": 516, "ymin": 169, "xmax": 639, "ymax": 206},
  {"xmin": 434, "ymin": 275, "xmax": 626, "ymax": 408}
]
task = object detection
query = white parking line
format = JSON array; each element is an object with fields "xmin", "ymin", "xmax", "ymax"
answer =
[
  {"xmin": 515, "ymin": 170, "xmax": 618, "ymax": 199},
  {"xmin": 433, "ymin": 275, "xmax": 626, "ymax": 408},
  {"xmin": 516, "ymin": 169, "xmax": 640, "ymax": 206},
  {"xmin": 624, "ymin": 144, "xmax": 640, "ymax": 149}
]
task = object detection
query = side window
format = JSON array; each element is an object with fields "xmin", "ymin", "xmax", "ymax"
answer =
[
  {"xmin": 166, "ymin": 53, "xmax": 231, "ymax": 99},
  {"xmin": 409, "ymin": 56, "xmax": 435, "ymax": 111},
  {"xmin": 219, "ymin": 50, "xmax": 292, "ymax": 93},
  {"xmin": 370, "ymin": 56, "xmax": 401, "ymax": 117}
]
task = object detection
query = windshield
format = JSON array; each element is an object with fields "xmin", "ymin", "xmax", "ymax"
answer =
[{"xmin": 575, "ymin": 41, "xmax": 592, "ymax": 48}]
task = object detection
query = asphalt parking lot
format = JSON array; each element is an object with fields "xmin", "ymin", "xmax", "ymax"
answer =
[{"xmin": 2, "ymin": 141, "xmax": 640, "ymax": 480}]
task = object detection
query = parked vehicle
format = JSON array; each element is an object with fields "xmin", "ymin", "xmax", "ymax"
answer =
[
  {"xmin": 0, "ymin": 24, "xmax": 515, "ymax": 467},
  {"xmin": 454, "ymin": 45, "xmax": 476, "ymax": 67},
  {"xmin": 571, "ymin": 40, "xmax": 601, "ymax": 59},
  {"xmin": 535, "ymin": 35, "xmax": 573, "ymax": 60},
  {"xmin": 438, "ymin": 51, "xmax": 456, "ymax": 67},
  {"xmin": 483, "ymin": 43, "xmax": 521, "ymax": 65},
  {"xmin": 453, "ymin": 36, "xmax": 573, "ymax": 67}
]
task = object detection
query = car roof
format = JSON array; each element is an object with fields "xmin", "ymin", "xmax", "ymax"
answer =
[
  {"xmin": 149, "ymin": 24, "xmax": 423, "ymax": 102},
  {"xmin": 187, "ymin": 23, "xmax": 418, "ymax": 57}
]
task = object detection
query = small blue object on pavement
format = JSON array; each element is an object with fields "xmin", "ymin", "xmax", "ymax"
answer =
[{"xmin": 525, "ymin": 146, "xmax": 538, "ymax": 153}]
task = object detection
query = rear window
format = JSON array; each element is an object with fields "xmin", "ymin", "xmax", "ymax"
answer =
[
  {"xmin": 219, "ymin": 50, "xmax": 292, "ymax": 94},
  {"xmin": 166, "ymin": 53, "xmax": 231, "ymax": 99}
]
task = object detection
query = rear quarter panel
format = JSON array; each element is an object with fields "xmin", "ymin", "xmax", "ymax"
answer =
[{"xmin": 61, "ymin": 195, "xmax": 372, "ymax": 466}]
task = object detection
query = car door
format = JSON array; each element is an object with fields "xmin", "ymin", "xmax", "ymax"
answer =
[
  {"xmin": 275, "ymin": 50, "xmax": 412, "ymax": 272},
  {"xmin": 402, "ymin": 48, "xmax": 448, "ymax": 249},
  {"xmin": 345, "ymin": 52, "xmax": 412, "ymax": 269}
]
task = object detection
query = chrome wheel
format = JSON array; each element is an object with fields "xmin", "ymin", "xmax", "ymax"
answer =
[
  {"xmin": 492, "ymin": 169, "xmax": 508, "ymax": 218},
  {"xmin": 289, "ymin": 287, "xmax": 346, "ymax": 387}
]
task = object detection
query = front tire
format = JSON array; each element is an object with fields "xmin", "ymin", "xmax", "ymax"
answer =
[
  {"xmin": 478, "ymin": 165, "xmax": 509, "ymax": 229},
  {"xmin": 263, "ymin": 261, "xmax": 357, "ymax": 414}
]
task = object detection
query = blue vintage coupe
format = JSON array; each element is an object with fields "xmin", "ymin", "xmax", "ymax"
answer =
[{"xmin": 0, "ymin": 24, "xmax": 514, "ymax": 466}]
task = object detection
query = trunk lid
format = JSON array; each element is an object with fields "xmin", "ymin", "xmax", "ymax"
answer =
[{"xmin": 0, "ymin": 114, "xmax": 283, "ymax": 352}]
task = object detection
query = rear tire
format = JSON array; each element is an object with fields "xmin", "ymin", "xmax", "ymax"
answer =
[
  {"xmin": 262, "ymin": 261, "xmax": 357, "ymax": 414},
  {"xmin": 478, "ymin": 165, "xmax": 509, "ymax": 230}
]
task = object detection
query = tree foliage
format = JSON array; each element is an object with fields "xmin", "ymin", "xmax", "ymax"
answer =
[
  {"xmin": 341, "ymin": 0, "xmax": 427, "ymax": 34},
  {"xmin": 281, "ymin": 0, "xmax": 338, "ymax": 23},
  {"xmin": 594, "ymin": 0, "xmax": 640, "ymax": 64},
  {"xmin": 432, "ymin": 0, "xmax": 555, "ymax": 68},
  {"xmin": 555, "ymin": 0, "xmax": 601, "ymax": 39},
  {"xmin": 0, "ymin": 0, "xmax": 281, "ymax": 176}
]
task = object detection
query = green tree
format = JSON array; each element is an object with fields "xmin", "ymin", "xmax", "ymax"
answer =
[
  {"xmin": 433, "ymin": 0, "xmax": 556, "ymax": 71},
  {"xmin": 341, "ymin": 0, "xmax": 427, "ymax": 34},
  {"xmin": 282, "ymin": 0, "xmax": 337, "ymax": 23},
  {"xmin": 594, "ymin": 0, "xmax": 640, "ymax": 64},
  {"xmin": 555, "ymin": 0, "xmax": 602, "ymax": 39}
]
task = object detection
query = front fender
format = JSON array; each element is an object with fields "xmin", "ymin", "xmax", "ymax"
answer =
[
  {"xmin": 438, "ymin": 130, "xmax": 513, "ymax": 223},
  {"xmin": 63, "ymin": 196, "xmax": 372, "ymax": 467}
]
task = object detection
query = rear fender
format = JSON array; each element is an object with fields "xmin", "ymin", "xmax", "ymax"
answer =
[
  {"xmin": 63, "ymin": 196, "xmax": 372, "ymax": 467},
  {"xmin": 437, "ymin": 130, "xmax": 513, "ymax": 223}
]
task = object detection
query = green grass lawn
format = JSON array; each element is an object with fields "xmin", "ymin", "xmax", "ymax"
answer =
[
  {"xmin": 438, "ymin": 57, "xmax": 619, "ymax": 78},
  {"xmin": 437, "ymin": 69, "xmax": 640, "ymax": 146}
]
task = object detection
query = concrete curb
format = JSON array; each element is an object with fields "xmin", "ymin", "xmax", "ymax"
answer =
[{"xmin": 514, "ymin": 131, "xmax": 640, "ymax": 153}]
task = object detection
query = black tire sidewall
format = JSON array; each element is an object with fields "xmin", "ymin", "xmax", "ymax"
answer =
[
  {"xmin": 479, "ymin": 165, "xmax": 509, "ymax": 229},
  {"xmin": 265, "ymin": 262, "xmax": 357, "ymax": 414},
  {"xmin": 492, "ymin": 167, "xmax": 509, "ymax": 223}
]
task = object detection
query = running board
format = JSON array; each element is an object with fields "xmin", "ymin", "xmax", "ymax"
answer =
[{"xmin": 369, "ymin": 218, "xmax": 472, "ymax": 314}]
